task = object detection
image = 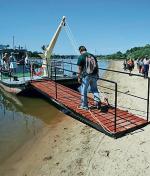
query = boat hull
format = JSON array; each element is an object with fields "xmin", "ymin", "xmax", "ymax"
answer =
[{"xmin": 0, "ymin": 81, "xmax": 26, "ymax": 94}]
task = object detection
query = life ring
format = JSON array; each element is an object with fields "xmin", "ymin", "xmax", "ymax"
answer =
[{"xmin": 33, "ymin": 67, "xmax": 44, "ymax": 76}]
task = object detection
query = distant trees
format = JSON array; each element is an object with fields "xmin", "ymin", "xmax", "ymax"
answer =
[
  {"xmin": 103, "ymin": 44, "xmax": 150, "ymax": 60},
  {"xmin": 125, "ymin": 44, "xmax": 150, "ymax": 60},
  {"xmin": 105, "ymin": 51, "xmax": 126, "ymax": 60}
]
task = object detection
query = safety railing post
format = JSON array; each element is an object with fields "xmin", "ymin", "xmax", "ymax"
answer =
[
  {"xmin": 46, "ymin": 58, "xmax": 48, "ymax": 78},
  {"xmin": 70, "ymin": 58, "xmax": 72, "ymax": 75},
  {"xmin": 55, "ymin": 67, "xmax": 57, "ymax": 99},
  {"xmin": 30, "ymin": 63, "xmax": 33, "ymax": 81},
  {"xmin": 63, "ymin": 59, "xmax": 64, "ymax": 77},
  {"xmin": 114, "ymin": 83, "xmax": 117, "ymax": 132},
  {"xmin": 147, "ymin": 77, "xmax": 150, "ymax": 121},
  {"xmin": 51, "ymin": 63, "xmax": 52, "ymax": 80},
  {"xmin": 29, "ymin": 63, "xmax": 31, "ymax": 82}
]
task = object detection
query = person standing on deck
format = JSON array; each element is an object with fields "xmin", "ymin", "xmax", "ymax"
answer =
[
  {"xmin": 25, "ymin": 53, "xmax": 29, "ymax": 66},
  {"xmin": 3, "ymin": 53, "xmax": 9, "ymax": 70},
  {"xmin": 9, "ymin": 53, "xmax": 17, "ymax": 73},
  {"xmin": 77, "ymin": 46, "xmax": 101, "ymax": 110}
]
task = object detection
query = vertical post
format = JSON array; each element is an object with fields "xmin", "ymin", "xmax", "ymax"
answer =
[
  {"xmin": 55, "ymin": 67, "xmax": 57, "ymax": 99},
  {"xmin": 47, "ymin": 59, "xmax": 50, "ymax": 78},
  {"xmin": 114, "ymin": 83, "xmax": 117, "ymax": 132},
  {"xmin": 54, "ymin": 60, "xmax": 56, "ymax": 78},
  {"xmin": 30, "ymin": 63, "xmax": 33, "ymax": 81},
  {"xmin": 47, "ymin": 58, "xmax": 51, "ymax": 78},
  {"xmin": 70, "ymin": 58, "xmax": 72, "ymax": 76},
  {"xmin": 45, "ymin": 58, "xmax": 48, "ymax": 78},
  {"xmin": 51, "ymin": 62, "xmax": 53, "ymax": 80},
  {"xmin": 23, "ymin": 59, "xmax": 25, "ymax": 81},
  {"xmin": 63, "ymin": 58, "xmax": 64, "ymax": 77},
  {"xmin": 147, "ymin": 77, "xmax": 150, "ymax": 121},
  {"xmin": 29, "ymin": 62, "xmax": 31, "ymax": 81}
]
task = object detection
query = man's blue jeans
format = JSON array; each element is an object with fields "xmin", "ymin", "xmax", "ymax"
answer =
[{"xmin": 80, "ymin": 75, "xmax": 100, "ymax": 107}]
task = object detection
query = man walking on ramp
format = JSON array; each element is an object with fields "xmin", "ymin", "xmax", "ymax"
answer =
[{"xmin": 77, "ymin": 46, "xmax": 101, "ymax": 110}]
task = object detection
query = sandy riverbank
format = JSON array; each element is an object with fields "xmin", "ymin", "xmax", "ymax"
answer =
[{"xmin": 1, "ymin": 60, "xmax": 150, "ymax": 176}]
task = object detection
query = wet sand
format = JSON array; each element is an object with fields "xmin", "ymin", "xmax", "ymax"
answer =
[{"xmin": 1, "ymin": 60, "xmax": 150, "ymax": 176}]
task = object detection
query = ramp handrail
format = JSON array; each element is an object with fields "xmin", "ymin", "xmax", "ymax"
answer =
[
  {"xmin": 53, "ymin": 66, "xmax": 118, "ymax": 132},
  {"xmin": 58, "ymin": 60, "xmax": 150, "ymax": 122}
]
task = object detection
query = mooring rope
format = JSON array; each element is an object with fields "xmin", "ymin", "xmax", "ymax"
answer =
[
  {"xmin": 76, "ymin": 105, "xmax": 115, "ymax": 135},
  {"xmin": 88, "ymin": 109, "xmax": 115, "ymax": 134}
]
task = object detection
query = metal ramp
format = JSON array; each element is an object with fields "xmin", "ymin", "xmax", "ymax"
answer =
[{"xmin": 30, "ymin": 79, "xmax": 148, "ymax": 138}]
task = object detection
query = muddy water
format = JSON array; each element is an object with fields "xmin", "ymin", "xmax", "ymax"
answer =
[{"xmin": 0, "ymin": 89, "xmax": 64, "ymax": 164}]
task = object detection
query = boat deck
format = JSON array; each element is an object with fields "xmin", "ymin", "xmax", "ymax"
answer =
[
  {"xmin": 0, "ymin": 76, "xmax": 41, "ymax": 85},
  {"xmin": 30, "ymin": 79, "xmax": 148, "ymax": 138}
]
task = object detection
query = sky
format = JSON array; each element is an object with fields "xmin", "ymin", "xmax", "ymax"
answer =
[{"xmin": 0, "ymin": 0, "xmax": 150, "ymax": 55}]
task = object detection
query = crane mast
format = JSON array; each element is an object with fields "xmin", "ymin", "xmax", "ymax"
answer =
[{"xmin": 43, "ymin": 16, "xmax": 66, "ymax": 77}]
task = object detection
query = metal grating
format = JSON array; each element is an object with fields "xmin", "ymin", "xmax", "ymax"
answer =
[{"xmin": 30, "ymin": 79, "xmax": 148, "ymax": 138}]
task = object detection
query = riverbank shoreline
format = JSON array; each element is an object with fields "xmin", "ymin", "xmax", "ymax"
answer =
[{"xmin": 1, "ymin": 60, "xmax": 150, "ymax": 176}]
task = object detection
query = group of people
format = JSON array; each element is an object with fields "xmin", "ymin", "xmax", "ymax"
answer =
[
  {"xmin": 136, "ymin": 57, "xmax": 150, "ymax": 78},
  {"xmin": 0, "ymin": 53, "xmax": 17, "ymax": 73},
  {"xmin": 123, "ymin": 56, "xmax": 150, "ymax": 78}
]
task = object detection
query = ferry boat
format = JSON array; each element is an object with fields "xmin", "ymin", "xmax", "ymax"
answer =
[{"xmin": 0, "ymin": 44, "xmax": 44, "ymax": 93}]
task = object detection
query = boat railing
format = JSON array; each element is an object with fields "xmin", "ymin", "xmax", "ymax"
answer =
[{"xmin": 0, "ymin": 62, "xmax": 42, "ymax": 82}]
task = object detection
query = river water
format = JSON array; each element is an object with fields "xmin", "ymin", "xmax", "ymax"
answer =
[{"xmin": 0, "ymin": 59, "xmax": 109, "ymax": 164}]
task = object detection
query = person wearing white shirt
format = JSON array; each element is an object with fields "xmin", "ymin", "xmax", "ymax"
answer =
[{"xmin": 9, "ymin": 53, "xmax": 17, "ymax": 73}]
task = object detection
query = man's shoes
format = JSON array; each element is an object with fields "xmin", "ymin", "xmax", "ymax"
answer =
[
  {"xmin": 78, "ymin": 105, "xmax": 89, "ymax": 110},
  {"xmin": 89, "ymin": 101, "xmax": 101, "ymax": 110},
  {"xmin": 96, "ymin": 101, "xmax": 101, "ymax": 110},
  {"xmin": 104, "ymin": 98, "xmax": 109, "ymax": 106}
]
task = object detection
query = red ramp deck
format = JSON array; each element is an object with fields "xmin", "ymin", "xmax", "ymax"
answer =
[{"xmin": 30, "ymin": 79, "xmax": 148, "ymax": 138}]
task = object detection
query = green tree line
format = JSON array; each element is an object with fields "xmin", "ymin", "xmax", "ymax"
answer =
[
  {"xmin": 30, "ymin": 44, "xmax": 150, "ymax": 60},
  {"xmin": 100, "ymin": 44, "xmax": 150, "ymax": 60}
]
